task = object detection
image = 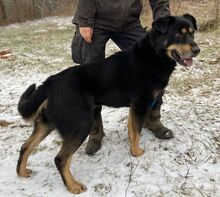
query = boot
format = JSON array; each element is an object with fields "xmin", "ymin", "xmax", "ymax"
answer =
[
  {"xmin": 144, "ymin": 98, "xmax": 174, "ymax": 139},
  {"xmin": 85, "ymin": 106, "xmax": 105, "ymax": 155}
]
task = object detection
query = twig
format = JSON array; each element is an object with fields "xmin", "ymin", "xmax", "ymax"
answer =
[
  {"xmin": 125, "ymin": 153, "xmax": 139, "ymax": 197},
  {"xmin": 11, "ymin": 124, "xmax": 32, "ymax": 128},
  {"xmin": 192, "ymin": 183, "xmax": 206, "ymax": 197},
  {"xmin": 0, "ymin": 120, "xmax": 14, "ymax": 127},
  {"xmin": 180, "ymin": 164, "xmax": 190, "ymax": 190}
]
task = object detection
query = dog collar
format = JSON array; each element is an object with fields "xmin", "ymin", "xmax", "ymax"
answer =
[{"xmin": 148, "ymin": 98, "xmax": 158, "ymax": 108}]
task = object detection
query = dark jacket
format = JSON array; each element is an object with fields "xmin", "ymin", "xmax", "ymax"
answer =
[{"xmin": 73, "ymin": 0, "xmax": 170, "ymax": 31}]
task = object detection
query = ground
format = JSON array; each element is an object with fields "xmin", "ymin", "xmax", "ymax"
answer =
[{"xmin": 0, "ymin": 16, "xmax": 220, "ymax": 197}]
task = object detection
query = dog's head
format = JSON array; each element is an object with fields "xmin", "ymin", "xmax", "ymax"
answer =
[{"xmin": 151, "ymin": 14, "xmax": 200, "ymax": 67}]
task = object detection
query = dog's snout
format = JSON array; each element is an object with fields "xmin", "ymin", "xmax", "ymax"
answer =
[{"xmin": 192, "ymin": 46, "xmax": 200, "ymax": 56}]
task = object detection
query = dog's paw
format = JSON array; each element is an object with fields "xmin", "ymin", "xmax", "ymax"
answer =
[
  {"xmin": 154, "ymin": 129, "xmax": 174, "ymax": 139},
  {"xmin": 85, "ymin": 140, "xmax": 102, "ymax": 155},
  {"xmin": 17, "ymin": 168, "xmax": 33, "ymax": 178},
  {"xmin": 67, "ymin": 181, "xmax": 87, "ymax": 194},
  {"xmin": 131, "ymin": 147, "xmax": 144, "ymax": 157}
]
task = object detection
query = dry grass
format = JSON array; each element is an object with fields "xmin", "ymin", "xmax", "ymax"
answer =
[
  {"xmin": 141, "ymin": 0, "xmax": 220, "ymax": 31},
  {"xmin": 1, "ymin": 0, "xmax": 219, "ymax": 28}
]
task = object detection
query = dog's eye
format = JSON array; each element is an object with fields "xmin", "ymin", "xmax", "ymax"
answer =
[{"xmin": 175, "ymin": 33, "xmax": 183, "ymax": 38}]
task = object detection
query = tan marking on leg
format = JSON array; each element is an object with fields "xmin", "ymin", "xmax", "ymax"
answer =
[
  {"xmin": 127, "ymin": 108, "xmax": 144, "ymax": 157},
  {"xmin": 17, "ymin": 120, "xmax": 52, "ymax": 177},
  {"xmin": 167, "ymin": 44, "xmax": 178, "ymax": 51},
  {"xmin": 55, "ymin": 142, "xmax": 87, "ymax": 194}
]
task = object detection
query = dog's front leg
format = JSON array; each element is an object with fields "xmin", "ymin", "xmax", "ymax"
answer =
[{"xmin": 127, "ymin": 104, "xmax": 146, "ymax": 157}]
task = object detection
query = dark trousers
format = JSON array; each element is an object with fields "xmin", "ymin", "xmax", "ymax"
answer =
[{"xmin": 71, "ymin": 25, "xmax": 146, "ymax": 64}]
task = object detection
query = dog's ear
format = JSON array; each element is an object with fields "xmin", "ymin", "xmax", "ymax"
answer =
[
  {"xmin": 152, "ymin": 16, "xmax": 173, "ymax": 34},
  {"xmin": 183, "ymin": 14, "xmax": 197, "ymax": 30}
]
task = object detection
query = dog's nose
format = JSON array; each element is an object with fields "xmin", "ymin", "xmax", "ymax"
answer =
[{"xmin": 192, "ymin": 46, "xmax": 200, "ymax": 56}]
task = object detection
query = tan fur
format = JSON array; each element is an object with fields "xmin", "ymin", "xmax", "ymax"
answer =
[
  {"xmin": 56, "ymin": 142, "xmax": 87, "ymax": 194},
  {"xmin": 167, "ymin": 44, "xmax": 192, "ymax": 59},
  {"xmin": 17, "ymin": 120, "xmax": 52, "ymax": 177},
  {"xmin": 127, "ymin": 107, "xmax": 144, "ymax": 157},
  {"xmin": 153, "ymin": 90, "xmax": 162, "ymax": 99},
  {"xmin": 24, "ymin": 99, "xmax": 48, "ymax": 122},
  {"xmin": 166, "ymin": 50, "xmax": 173, "ymax": 60},
  {"xmin": 181, "ymin": 28, "xmax": 187, "ymax": 33}
]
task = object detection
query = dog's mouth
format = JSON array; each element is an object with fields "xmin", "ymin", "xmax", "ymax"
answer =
[{"xmin": 172, "ymin": 50, "xmax": 193, "ymax": 67}]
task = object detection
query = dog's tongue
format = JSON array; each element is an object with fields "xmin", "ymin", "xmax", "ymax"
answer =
[{"xmin": 183, "ymin": 58, "xmax": 193, "ymax": 67}]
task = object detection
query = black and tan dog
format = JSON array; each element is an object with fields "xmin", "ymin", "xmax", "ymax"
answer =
[{"xmin": 17, "ymin": 14, "xmax": 200, "ymax": 194}]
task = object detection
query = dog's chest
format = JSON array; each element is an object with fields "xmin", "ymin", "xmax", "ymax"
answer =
[
  {"xmin": 154, "ymin": 68, "xmax": 174, "ymax": 89},
  {"xmin": 152, "ymin": 89, "xmax": 163, "ymax": 99}
]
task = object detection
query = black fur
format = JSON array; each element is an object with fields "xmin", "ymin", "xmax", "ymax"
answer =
[
  {"xmin": 18, "ymin": 15, "xmax": 199, "ymax": 139},
  {"xmin": 18, "ymin": 84, "xmax": 47, "ymax": 119},
  {"xmin": 17, "ymin": 14, "xmax": 200, "ymax": 193},
  {"xmin": 183, "ymin": 14, "xmax": 197, "ymax": 30}
]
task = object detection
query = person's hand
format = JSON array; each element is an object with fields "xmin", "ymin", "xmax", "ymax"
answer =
[{"xmin": 79, "ymin": 27, "xmax": 93, "ymax": 43}]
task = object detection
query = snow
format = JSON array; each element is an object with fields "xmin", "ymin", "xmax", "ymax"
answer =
[{"xmin": 0, "ymin": 16, "xmax": 220, "ymax": 197}]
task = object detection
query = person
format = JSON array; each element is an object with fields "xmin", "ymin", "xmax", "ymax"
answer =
[{"xmin": 71, "ymin": 0, "xmax": 173, "ymax": 155}]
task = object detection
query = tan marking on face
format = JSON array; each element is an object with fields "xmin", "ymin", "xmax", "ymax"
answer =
[
  {"xmin": 181, "ymin": 28, "xmax": 187, "ymax": 33},
  {"xmin": 127, "ymin": 107, "xmax": 144, "ymax": 157},
  {"xmin": 189, "ymin": 27, "xmax": 193, "ymax": 33},
  {"xmin": 167, "ymin": 50, "xmax": 173, "ymax": 59},
  {"xmin": 167, "ymin": 44, "xmax": 192, "ymax": 58},
  {"xmin": 181, "ymin": 44, "xmax": 192, "ymax": 52}
]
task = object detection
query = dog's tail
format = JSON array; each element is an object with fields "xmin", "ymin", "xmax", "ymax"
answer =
[{"xmin": 18, "ymin": 83, "xmax": 48, "ymax": 121}]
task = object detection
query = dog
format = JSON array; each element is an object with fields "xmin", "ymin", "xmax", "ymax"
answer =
[{"xmin": 17, "ymin": 14, "xmax": 200, "ymax": 194}]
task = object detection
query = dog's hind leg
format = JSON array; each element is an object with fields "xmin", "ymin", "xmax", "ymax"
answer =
[
  {"xmin": 53, "ymin": 103, "xmax": 93, "ymax": 194},
  {"xmin": 17, "ymin": 116, "xmax": 53, "ymax": 177},
  {"xmin": 54, "ymin": 135, "xmax": 88, "ymax": 194}
]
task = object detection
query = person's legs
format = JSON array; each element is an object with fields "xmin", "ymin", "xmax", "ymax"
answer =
[
  {"xmin": 85, "ymin": 106, "xmax": 104, "ymax": 155},
  {"xmin": 71, "ymin": 27, "xmax": 110, "ymax": 154},
  {"xmin": 84, "ymin": 28, "xmax": 145, "ymax": 155},
  {"xmin": 111, "ymin": 25, "xmax": 146, "ymax": 50},
  {"xmin": 71, "ymin": 27, "xmax": 110, "ymax": 64},
  {"xmin": 112, "ymin": 26, "xmax": 173, "ymax": 139},
  {"xmin": 144, "ymin": 96, "xmax": 174, "ymax": 139}
]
